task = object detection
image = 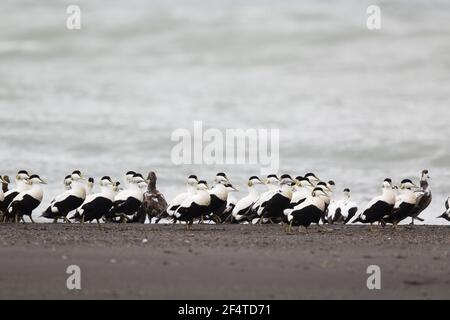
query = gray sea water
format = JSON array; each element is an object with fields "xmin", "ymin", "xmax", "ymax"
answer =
[{"xmin": 1, "ymin": 0, "xmax": 449, "ymax": 224}]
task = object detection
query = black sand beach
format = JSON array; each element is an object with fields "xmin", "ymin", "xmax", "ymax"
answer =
[{"xmin": 0, "ymin": 224, "xmax": 449, "ymax": 300}]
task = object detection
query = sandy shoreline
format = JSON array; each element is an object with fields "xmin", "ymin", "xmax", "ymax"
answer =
[{"xmin": 0, "ymin": 224, "xmax": 449, "ymax": 300}]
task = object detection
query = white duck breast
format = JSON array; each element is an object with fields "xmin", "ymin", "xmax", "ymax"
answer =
[
  {"xmin": 394, "ymin": 189, "xmax": 417, "ymax": 207},
  {"xmin": 291, "ymin": 186, "xmax": 313, "ymax": 205},
  {"xmin": 42, "ymin": 181, "xmax": 86, "ymax": 220}
]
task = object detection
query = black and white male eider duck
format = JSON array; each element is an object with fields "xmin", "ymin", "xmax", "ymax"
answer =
[
  {"xmin": 408, "ymin": 169, "xmax": 432, "ymax": 224},
  {"xmin": 260, "ymin": 176, "xmax": 294, "ymax": 224},
  {"xmin": 7, "ymin": 174, "xmax": 46, "ymax": 223},
  {"xmin": 136, "ymin": 171, "xmax": 168, "ymax": 224},
  {"xmin": 41, "ymin": 171, "xmax": 87, "ymax": 223},
  {"xmin": 165, "ymin": 175, "xmax": 199, "ymax": 221},
  {"xmin": 257, "ymin": 174, "xmax": 293, "ymax": 219},
  {"xmin": 327, "ymin": 188, "xmax": 358, "ymax": 224},
  {"xmin": 384, "ymin": 179, "xmax": 419, "ymax": 227},
  {"xmin": 437, "ymin": 197, "xmax": 450, "ymax": 222},
  {"xmin": 71, "ymin": 176, "xmax": 115, "ymax": 224},
  {"xmin": 107, "ymin": 173, "xmax": 147, "ymax": 223},
  {"xmin": 2, "ymin": 171, "xmax": 30, "ymax": 213},
  {"xmin": 353, "ymin": 178, "xmax": 396, "ymax": 226},
  {"xmin": 250, "ymin": 174, "xmax": 280, "ymax": 218},
  {"xmin": 175, "ymin": 180, "xmax": 211, "ymax": 230},
  {"xmin": 230, "ymin": 176, "xmax": 263, "ymax": 223},
  {"xmin": 205, "ymin": 173, "xmax": 233, "ymax": 223},
  {"xmin": 286, "ymin": 187, "xmax": 329, "ymax": 233}
]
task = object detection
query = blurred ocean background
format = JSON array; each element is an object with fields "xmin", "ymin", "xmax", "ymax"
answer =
[{"xmin": 0, "ymin": 0, "xmax": 449, "ymax": 223}]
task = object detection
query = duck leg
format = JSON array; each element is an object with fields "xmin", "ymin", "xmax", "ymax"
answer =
[{"xmin": 286, "ymin": 221, "xmax": 294, "ymax": 234}]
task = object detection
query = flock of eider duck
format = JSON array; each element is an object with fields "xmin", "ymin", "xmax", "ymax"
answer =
[{"xmin": 0, "ymin": 169, "xmax": 449, "ymax": 232}]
